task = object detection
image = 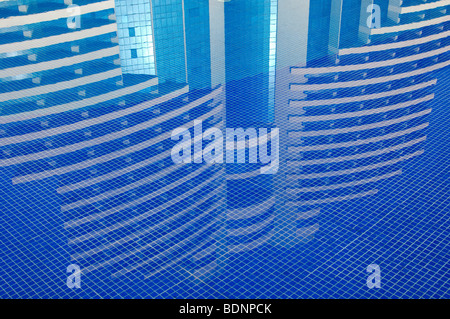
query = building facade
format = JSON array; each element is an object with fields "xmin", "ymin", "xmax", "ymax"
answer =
[
  {"xmin": 273, "ymin": 0, "xmax": 450, "ymax": 246},
  {"xmin": 0, "ymin": 0, "xmax": 226, "ymax": 289}
]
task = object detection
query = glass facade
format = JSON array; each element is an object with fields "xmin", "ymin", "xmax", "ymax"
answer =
[
  {"xmin": 115, "ymin": 0, "xmax": 156, "ymax": 75},
  {"xmin": 151, "ymin": 0, "xmax": 186, "ymax": 84}
]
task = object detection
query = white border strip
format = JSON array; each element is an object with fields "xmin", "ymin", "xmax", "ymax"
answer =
[
  {"xmin": 288, "ymin": 108, "xmax": 431, "ymax": 137},
  {"xmin": 287, "ymin": 170, "xmax": 401, "ymax": 194},
  {"xmin": 291, "ymin": 46, "xmax": 448, "ymax": 75},
  {"xmin": 290, "ymin": 60, "xmax": 450, "ymax": 91},
  {"xmin": 0, "ymin": 23, "xmax": 117, "ymax": 54},
  {"xmin": 390, "ymin": 0, "xmax": 450, "ymax": 14},
  {"xmin": 289, "ymin": 79, "xmax": 436, "ymax": 107},
  {"xmin": 288, "ymin": 136, "xmax": 425, "ymax": 166},
  {"xmin": 0, "ymin": 0, "xmax": 115, "ymax": 29},
  {"xmin": 366, "ymin": 14, "xmax": 450, "ymax": 35},
  {"xmin": 288, "ymin": 122, "xmax": 428, "ymax": 152},
  {"xmin": 290, "ymin": 94, "xmax": 433, "ymax": 123},
  {"xmin": 288, "ymin": 189, "xmax": 378, "ymax": 207},
  {"xmin": 0, "ymin": 46, "xmax": 119, "ymax": 80},
  {"xmin": 287, "ymin": 150, "xmax": 423, "ymax": 181},
  {"xmin": 339, "ymin": 30, "xmax": 450, "ymax": 55},
  {"xmin": 3, "ymin": 93, "xmax": 221, "ymax": 168},
  {"xmin": 0, "ymin": 68, "xmax": 122, "ymax": 103},
  {"xmin": 0, "ymin": 76, "xmax": 158, "ymax": 124}
]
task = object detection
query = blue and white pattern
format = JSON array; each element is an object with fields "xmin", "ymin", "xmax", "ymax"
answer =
[{"xmin": 0, "ymin": 0, "xmax": 448, "ymax": 298}]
